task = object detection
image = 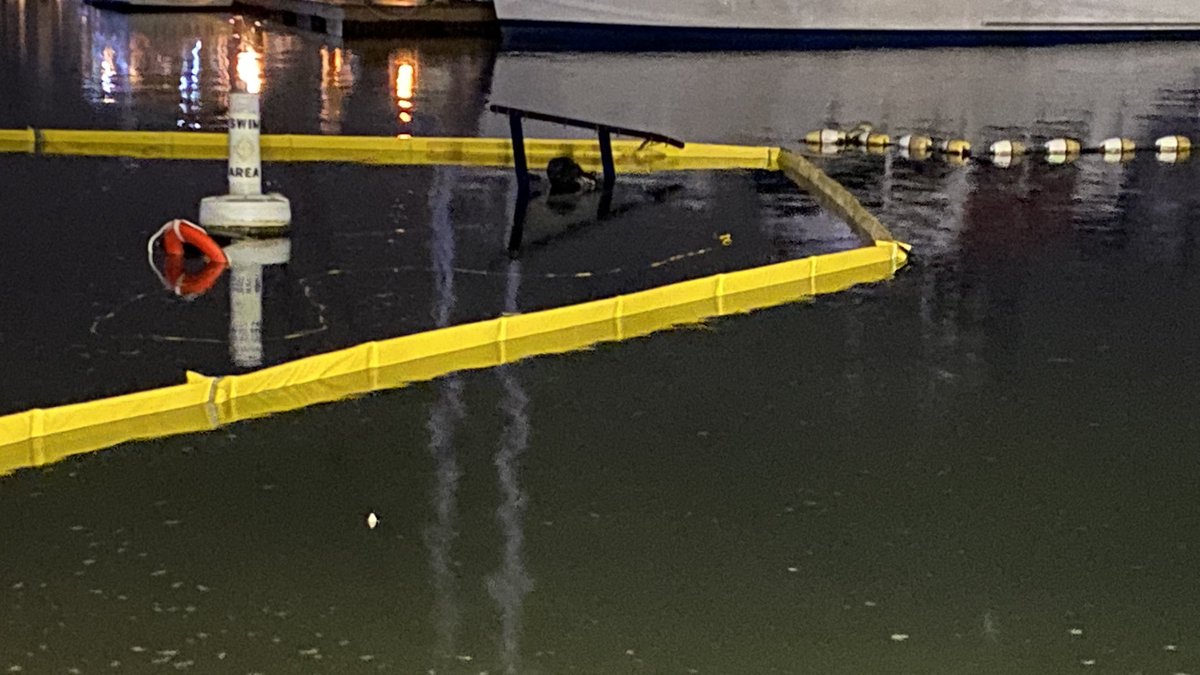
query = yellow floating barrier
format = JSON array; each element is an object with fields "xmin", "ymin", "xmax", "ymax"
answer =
[
  {"xmin": 0, "ymin": 139, "xmax": 909, "ymax": 477},
  {"xmin": 0, "ymin": 128, "xmax": 34, "ymax": 153},
  {"xmin": 0, "ymin": 243, "xmax": 907, "ymax": 477},
  {"xmin": 0, "ymin": 128, "xmax": 779, "ymax": 173}
]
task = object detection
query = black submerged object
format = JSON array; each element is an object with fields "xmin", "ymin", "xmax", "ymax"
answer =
[{"xmin": 546, "ymin": 157, "xmax": 597, "ymax": 196}]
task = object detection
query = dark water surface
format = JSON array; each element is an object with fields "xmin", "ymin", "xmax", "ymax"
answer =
[{"xmin": 4, "ymin": 1, "xmax": 1200, "ymax": 673}]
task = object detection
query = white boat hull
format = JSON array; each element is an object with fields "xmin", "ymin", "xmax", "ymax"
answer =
[
  {"xmin": 87, "ymin": 0, "xmax": 233, "ymax": 9},
  {"xmin": 495, "ymin": 0, "xmax": 1200, "ymax": 48}
]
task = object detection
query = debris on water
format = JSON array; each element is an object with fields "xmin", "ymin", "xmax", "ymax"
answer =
[
  {"xmin": 1069, "ymin": 628, "xmax": 1083, "ymax": 636},
  {"xmin": 1081, "ymin": 659, "xmax": 1096, "ymax": 666},
  {"xmin": 890, "ymin": 634, "xmax": 910, "ymax": 642},
  {"xmin": 1165, "ymin": 644, "xmax": 1179, "ymax": 651},
  {"xmin": 786, "ymin": 567, "xmax": 799, "ymax": 573},
  {"xmin": 367, "ymin": 513, "xmax": 379, "ymax": 529},
  {"xmin": 864, "ymin": 601, "xmax": 877, "ymax": 607},
  {"xmin": 982, "ymin": 611, "xmax": 1000, "ymax": 642}
]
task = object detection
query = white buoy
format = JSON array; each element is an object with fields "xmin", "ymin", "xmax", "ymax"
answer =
[
  {"xmin": 1155, "ymin": 136, "xmax": 1192, "ymax": 163},
  {"xmin": 989, "ymin": 140, "xmax": 1026, "ymax": 158},
  {"xmin": 1099, "ymin": 137, "xmax": 1136, "ymax": 156},
  {"xmin": 1155, "ymin": 135, "xmax": 1191, "ymax": 153},
  {"xmin": 199, "ymin": 93, "xmax": 291, "ymax": 238},
  {"xmin": 1044, "ymin": 138, "xmax": 1082, "ymax": 157},
  {"xmin": 223, "ymin": 238, "xmax": 291, "ymax": 368},
  {"xmin": 804, "ymin": 129, "xmax": 846, "ymax": 147}
]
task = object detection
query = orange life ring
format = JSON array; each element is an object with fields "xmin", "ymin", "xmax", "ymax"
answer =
[
  {"xmin": 161, "ymin": 255, "xmax": 227, "ymax": 299},
  {"xmin": 160, "ymin": 219, "xmax": 228, "ymax": 264}
]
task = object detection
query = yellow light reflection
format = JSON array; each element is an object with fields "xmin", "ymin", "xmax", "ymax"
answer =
[
  {"xmin": 396, "ymin": 63, "xmax": 414, "ymax": 100},
  {"xmin": 390, "ymin": 51, "xmax": 418, "ymax": 136},
  {"xmin": 236, "ymin": 47, "xmax": 262, "ymax": 94},
  {"xmin": 319, "ymin": 46, "xmax": 356, "ymax": 134}
]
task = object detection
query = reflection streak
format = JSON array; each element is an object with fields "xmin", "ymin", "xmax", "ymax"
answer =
[
  {"xmin": 424, "ymin": 164, "xmax": 465, "ymax": 660},
  {"xmin": 489, "ymin": 364, "xmax": 531, "ymax": 675},
  {"xmin": 391, "ymin": 51, "xmax": 418, "ymax": 136},
  {"xmin": 488, "ymin": 260, "xmax": 532, "ymax": 673}
]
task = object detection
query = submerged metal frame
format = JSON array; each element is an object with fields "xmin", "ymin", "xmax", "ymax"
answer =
[{"xmin": 489, "ymin": 105, "xmax": 688, "ymax": 255}]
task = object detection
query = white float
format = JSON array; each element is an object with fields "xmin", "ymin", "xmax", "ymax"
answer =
[
  {"xmin": 199, "ymin": 92, "xmax": 292, "ymax": 238},
  {"xmin": 223, "ymin": 237, "xmax": 291, "ymax": 368}
]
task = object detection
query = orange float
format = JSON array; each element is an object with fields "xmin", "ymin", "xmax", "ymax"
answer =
[
  {"xmin": 148, "ymin": 219, "xmax": 228, "ymax": 299},
  {"xmin": 157, "ymin": 219, "xmax": 228, "ymax": 264}
]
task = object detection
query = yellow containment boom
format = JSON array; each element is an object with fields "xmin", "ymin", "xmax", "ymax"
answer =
[{"xmin": 0, "ymin": 134, "xmax": 908, "ymax": 477}]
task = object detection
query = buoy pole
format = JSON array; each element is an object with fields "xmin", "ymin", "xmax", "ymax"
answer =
[
  {"xmin": 227, "ymin": 93, "xmax": 263, "ymax": 197},
  {"xmin": 199, "ymin": 92, "xmax": 292, "ymax": 238},
  {"xmin": 223, "ymin": 238, "xmax": 292, "ymax": 368},
  {"xmin": 229, "ymin": 262, "xmax": 265, "ymax": 368}
]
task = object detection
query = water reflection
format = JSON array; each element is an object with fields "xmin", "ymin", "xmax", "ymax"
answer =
[
  {"xmin": 424, "ymin": 376, "xmax": 465, "ymax": 659},
  {"xmin": 424, "ymin": 162, "xmax": 465, "ymax": 661},
  {"xmin": 232, "ymin": 17, "xmax": 265, "ymax": 94},
  {"xmin": 178, "ymin": 40, "xmax": 202, "ymax": 129},
  {"xmin": 488, "ymin": 264, "xmax": 532, "ymax": 674},
  {"xmin": 390, "ymin": 50, "xmax": 418, "ymax": 136}
]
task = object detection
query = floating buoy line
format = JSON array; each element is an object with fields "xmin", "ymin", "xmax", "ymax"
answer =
[{"xmin": 803, "ymin": 124, "xmax": 1193, "ymax": 166}]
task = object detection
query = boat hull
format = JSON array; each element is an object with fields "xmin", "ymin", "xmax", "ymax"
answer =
[
  {"xmin": 85, "ymin": 0, "xmax": 233, "ymax": 10},
  {"xmin": 495, "ymin": 0, "xmax": 1200, "ymax": 49}
]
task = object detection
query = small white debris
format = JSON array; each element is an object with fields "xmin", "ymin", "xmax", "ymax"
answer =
[
  {"xmin": 1069, "ymin": 628, "xmax": 1083, "ymax": 636},
  {"xmin": 455, "ymin": 655, "xmax": 473, "ymax": 662},
  {"xmin": 195, "ymin": 585, "xmax": 210, "ymax": 593},
  {"xmin": 786, "ymin": 567, "xmax": 799, "ymax": 573},
  {"xmin": 864, "ymin": 601, "xmax": 877, "ymax": 607},
  {"xmin": 366, "ymin": 513, "xmax": 379, "ymax": 530},
  {"xmin": 890, "ymin": 634, "xmax": 910, "ymax": 642},
  {"xmin": 299, "ymin": 648, "xmax": 319, "ymax": 656},
  {"xmin": 130, "ymin": 646, "xmax": 146, "ymax": 653},
  {"xmin": 1165, "ymin": 644, "xmax": 1179, "ymax": 651},
  {"xmin": 1081, "ymin": 659, "xmax": 1096, "ymax": 666},
  {"xmin": 216, "ymin": 653, "xmax": 226, "ymax": 661}
]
